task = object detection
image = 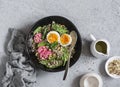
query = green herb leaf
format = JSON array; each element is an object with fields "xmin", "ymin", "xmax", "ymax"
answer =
[
  {"xmin": 61, "ymin": 47, "xmax": 69, "ymax": 66},
  {"xmin": 42, "ymin": 26, "xmax": 48, "ymax": 39},
  {"xmin": 33, "ymin": 27, "xmax": 42, "ymax": 34},
  {"xmin": 49, "ymin": 42, "xmax": 58, "ymax": 49},
  {"xmin": 52, "ymin": 21, "xmax": 69, "ymax": 35},
  {"xmin": 39, "ymin": 60, "xmax": 48, "ymax": 65},
  {"xmin": 37, "ymin": 42, "xmax": 46, "ymax": 47}
]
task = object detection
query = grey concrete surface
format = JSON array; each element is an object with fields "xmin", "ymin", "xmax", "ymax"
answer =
[{"xmin": 0, "ymin": 0, "xmax": 120, "ymax": 87}]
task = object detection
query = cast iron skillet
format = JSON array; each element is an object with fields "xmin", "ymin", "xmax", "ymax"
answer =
[{"xmin": 26, "ymin": 16, "xmax": 82, "ymax": 72}]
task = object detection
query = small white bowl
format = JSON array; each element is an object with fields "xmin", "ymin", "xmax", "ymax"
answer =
[
  {"xmin": 80, "ymin": 73, "xmax": 103, "ymax": 87},
  {"xmin": 105, "ymin": 56, "xmax": 120, "ymax": 79}
]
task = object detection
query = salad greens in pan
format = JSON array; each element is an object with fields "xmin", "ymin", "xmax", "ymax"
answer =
[{"xmin": 32, "ymin": 21, "xmax": 75, "ymax": 69}]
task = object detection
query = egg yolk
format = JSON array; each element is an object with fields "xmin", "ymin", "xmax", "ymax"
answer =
[
  {"xmin": 47, "ymin": 33, "xmax": 58, "ymax": 43},
  {"xmin": 60, "ymin": 34, "xmax": 70, "ymax": 45}
]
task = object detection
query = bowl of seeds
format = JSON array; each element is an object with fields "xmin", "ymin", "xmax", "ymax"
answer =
[{"xmin": 105, "ymin": 56, "xmax": 120, "ymax": 78}]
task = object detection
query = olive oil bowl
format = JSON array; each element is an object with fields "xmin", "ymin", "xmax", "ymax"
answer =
[
  {"xmin": 90, "ymin": 34, "xmax": 110, "ymax": 58},
  {"xmin": 95, "ymin": 41, "xmax": 107, "ymax": 54}
]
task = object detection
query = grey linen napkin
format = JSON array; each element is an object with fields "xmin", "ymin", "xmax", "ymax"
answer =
[{"xmin": 2, "ymin": 29, "xmax": 36, "ymax": 87}]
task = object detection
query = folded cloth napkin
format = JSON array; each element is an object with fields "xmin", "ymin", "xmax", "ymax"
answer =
[{"xmin": 2, "ymin": 29, "xmax": 36, "ymax": 87}]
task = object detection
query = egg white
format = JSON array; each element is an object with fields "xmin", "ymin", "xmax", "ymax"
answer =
[
  {"xmin": 47, "ymin": 31, "xmax": 60, "ymax": 43},
  {"xmin": 60, "ymin": 34, "xmax": 72, "ymax": 46}
]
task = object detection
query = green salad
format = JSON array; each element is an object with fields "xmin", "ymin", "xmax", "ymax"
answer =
[{"xmin": 32, "ymin": 21, "xmax": 74, "ymax": 68}]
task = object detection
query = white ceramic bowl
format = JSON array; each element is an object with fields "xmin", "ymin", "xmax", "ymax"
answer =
[
  {"xmin": 80, "ymin": 73, "xmax": 103, "ymax": 87},
  {"xmin": 105, "ymin": 56, "xmax": 120, "ymax": 79}
]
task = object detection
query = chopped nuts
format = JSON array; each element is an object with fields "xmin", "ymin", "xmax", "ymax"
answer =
[{"xmin": 108, "ymin": 59, "xmax": 120, "ymax": 75}]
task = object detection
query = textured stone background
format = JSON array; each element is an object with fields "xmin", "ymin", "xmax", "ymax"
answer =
[{"xmin": 0, "ymin": 0, "xmax": 120, "ymax": 87}]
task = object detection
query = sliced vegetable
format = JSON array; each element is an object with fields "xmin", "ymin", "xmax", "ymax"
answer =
[
  {"xmin": 42, "ymin": 26, "xmax": 48, "ymax": 39},
  {"xmin": 49, "ymin": 42, "xmax": 58, "ymax": 49},
  {"xmin": 39, "ymin": 60, "xmax": 48, "ymax": 65},
  {"xmin": 33, "ymin": 27, "xmax": 42, "ymax": 34},
  {"xmin": 52, "ymin": 21, "xmax": 69, "ymax": 35},
  {"xmin": 61, "ymin": 47, "xmax": 69, "ymax": 66},
  {"xmin": 37, "ymin": 41, "xmax": 46, "ymax": 47}
]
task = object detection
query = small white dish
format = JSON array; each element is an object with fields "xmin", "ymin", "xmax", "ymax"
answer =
[
  {"xmin": 90, "ymin": 34, "xmax": 110, "ymax": 58},
  {"xmin": 105, "ymin": 56, "xmax": 120, "ymax": 79},
  {"xmin": 80, "ymin": 73, "xmax": 103, "ymax": 87}
]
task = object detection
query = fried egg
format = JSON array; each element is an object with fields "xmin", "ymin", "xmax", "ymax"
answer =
[
  {"xmin": 60, "ymin": 34, "xmax": 72, "ymax": 46},
  {"xmin": 47, "ymin": 31, "xmax": 60, "ymax": 43}
]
